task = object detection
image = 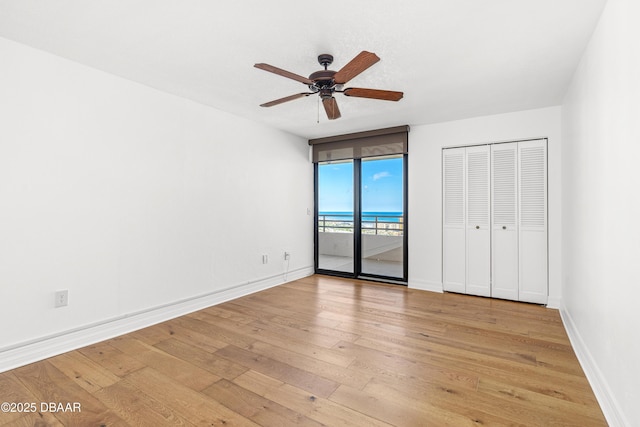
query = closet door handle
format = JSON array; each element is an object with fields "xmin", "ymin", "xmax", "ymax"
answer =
[
  {"xmin": 502, "ymin": 226, "xmax": 507, "ymax": 230},
  {"xmin": 475, "ymin": 226, "xmax": 480, "ymax": 229}
]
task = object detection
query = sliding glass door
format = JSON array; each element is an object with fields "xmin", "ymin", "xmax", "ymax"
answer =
[
  {"xmin": 360, "ymin": 156, "xmax": 405, "ymax": 278},
  {"xmin": 315, "ymin": 155, "xmax": 407, "ymax": 283},
  {"xmin": 317, "ymin": 160, "xmax": 354, "ymax": 273}
]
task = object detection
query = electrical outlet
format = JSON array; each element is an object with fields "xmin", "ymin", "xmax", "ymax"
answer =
[
  {"xmin": 284, "ymin": 252, "xmax": 290, "ymax": 260},
  {"xmin": 55, "ymin": 290, "xmax": 68, "ymax": 308}
]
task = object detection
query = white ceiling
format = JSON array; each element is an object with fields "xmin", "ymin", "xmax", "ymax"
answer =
[{"xmin": 0, "ymin": 0, "xmax": 606, "ymax": 139}]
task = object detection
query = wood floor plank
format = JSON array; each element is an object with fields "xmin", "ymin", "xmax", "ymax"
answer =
[
  {"xmin": 245, "ymin": 326, "xmax": 357, "ymax": 368},
  {"xmin": 1, "ymin": 411, "xmax": 65, "ymax": 427},
  {"xmin": 233, "ymin": 370, "xmax": 394, "ymax": 427},
  {"xmin": 125, "ymin": 367, "xmax": 258, "ymax": 427},
  {"xmin": 152, "ymin": 337, "xmax": 248, "ymax": 380},
  {"xmin": 476, "ymin": 377, "xmax": 608, "ymax": 426},
  {"xmin": 167, "ymin": 316, "xmax": 242, "ymax": 351},
  {"xmin": 199, "ymin": 303, "xmax": 345, "ymax": 349},
  {"xmin": 154, "ymin": 319, "xmax": 228, "ymax": 353},
  {"xmin": 195, "ymin": 307, "xmax": 345, "ymax": 350},
  {"xmin": 238, "ymin": 339, "xmax": 371, "ymax": 390},
  {"xmin": 334, "ymin": 340, "xmax": 480, "ymax": 391},
  {"xmin": 203, "ymin": 379, "xmax": 324, "ymax": 426},
  {"xmin": 231, "ymin": 370, "xmax": 285, "ymax": 397},
  {"xmin": 363, "ymin": 376, "xmax": 519, "ymax": 427},
  {"xmin": 94, "ymin": 379, "xmax": 196, "ymax": 426},
  {"xmin": 194, "ymin": 304, "xmax": 258, "ymax": 325},
  {"xmin": 77, "ymin": 342, "xmax": 146, "ymax": 378},
  {"xmin": 265, "ymin": 313, "xmax": 362, "ymax": 343},
  {"xmin": 214, "ymin": 345, "xmax": 339, "ymax": 399},
  {"xmin": 0, "ymin": 373, "xmax": 55, "ymax": 426},
  {"xmin": 11, "ymin": 361, "xmax": 127, "ymax": 427},
  {"xmin": 353, "ymin": 325, "xmax": 601, "ymax": 407},
  {"xmin": 177, "ymin": 314, "xmax": 256, "ymax": 349},
  {"xmin": 107, "ymin": 336, "xmax": 220, "ymax": 392},
  {"xmin": 330, "ymin": 383, "xmax": 453, "ymax": 426},
  {"xmin": 0, "ymin": 275, "xmax": 607, "ymax": 426},
  {"xmin": 0, "ymin": 373, "xmax": 34, "ymax": 401},
  {"xmin": 47, "ymin": 351, "xmax": 121, "ymax": 393},
  {"xmin": 398, "ymin": 324, "xmax": 541, "ymax": 366},
  {"xmin": 128, "ymin": 319, "xmax": 193, "ymax": 346}
]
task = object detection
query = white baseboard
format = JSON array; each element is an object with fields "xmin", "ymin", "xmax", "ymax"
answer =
[
  {"xmin": 408, "ymin": 279, "xmax": 443, "ymax": 293},
  {"xmin": 545, "ymin": 295, "xmax": 562, "ymax": 309},
  {"xmin": 559, "ymin": 302, "xmax": 630, "ymax": 427},
  {"xmin": 0, "ymin": 266, "xmax": 314, "ymax": 374}
]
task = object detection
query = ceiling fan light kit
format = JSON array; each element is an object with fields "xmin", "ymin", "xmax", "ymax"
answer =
[{"xmin": 254, "ymin": 51, "xmax": 403, "ymax": 120}]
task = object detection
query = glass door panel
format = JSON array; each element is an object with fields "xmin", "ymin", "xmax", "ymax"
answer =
[
  {"xmin": 317, "ymin": 160, "xmax": 354, "ymax": 273},
  {"xmin": 360, "ymin": 156, "xmax": 405, "ymax": 279}
]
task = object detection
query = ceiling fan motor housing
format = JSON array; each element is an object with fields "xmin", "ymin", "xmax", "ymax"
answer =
[
  {"xmin": 309, "ymin": 70, "xmax": 336, "ymax": 83},
  {"xmin": 309, "ymin": 70, "xmax": 337, "ymax": 95},
  {"xmin": 309, "ymin": 54, "xmax": 337, "ymax": 92}
]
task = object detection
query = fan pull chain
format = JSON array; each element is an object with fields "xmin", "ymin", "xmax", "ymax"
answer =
[{"xmin": 317, "ymin": 96, "xmax": 320, "ymax": 123}]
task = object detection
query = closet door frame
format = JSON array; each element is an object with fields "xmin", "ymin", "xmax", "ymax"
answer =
[{"xmin": 442, "ymin": 139, "xmax": 548, "ymax": 303}]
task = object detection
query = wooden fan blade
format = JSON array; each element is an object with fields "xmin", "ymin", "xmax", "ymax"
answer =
[
  {"xmin": 260, "ymin": 93, "xmax": 313, "ymax": 107},
  {"xmin": 343, "ymin": 87, "xmax": 404, "ymax": 101},
  {"xmin": 333, "ymin": 51, "xmax": 380, "ymax": 84},
  {"xmin": 254, "ymin": 63, "xmax": 313, "ymax": 85},
  {"xmin": 322, "ymin": 97, "xmax": 341, "ymax": 120}
]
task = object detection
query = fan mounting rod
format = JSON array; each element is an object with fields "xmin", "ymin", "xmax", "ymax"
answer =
[{"xmin": 317, "ymin": 54, "xmax": 333, "ymax": 69}]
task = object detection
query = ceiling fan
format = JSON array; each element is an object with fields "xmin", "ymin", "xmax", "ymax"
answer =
[{"xmin": 254, "ymin": 51, "xmax": 403, "ymax": 120}]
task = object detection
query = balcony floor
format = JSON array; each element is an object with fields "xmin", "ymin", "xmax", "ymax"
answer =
[{"xmin": 318, "ymin": 255, "xmax": 404, "ymax": 279}]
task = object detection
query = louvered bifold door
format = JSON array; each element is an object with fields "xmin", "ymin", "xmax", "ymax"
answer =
[
  {"xmin": 491, "ymin": 143, "xmax": 519, "ymax": 300},
  {"xmin": 442, "ymin": 148, "xmax": 466, "ymax": 293},
  {"xmin": 518, "ymin": 139, "xmax": 548, "ymax": 304},
  {"xmin": 465, "ymin": 145, "xmax": 491, "ymax": 297}
]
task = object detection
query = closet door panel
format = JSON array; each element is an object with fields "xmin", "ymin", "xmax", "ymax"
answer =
[
  {"xmin": 518, "ymin": 139, "xmax": 547, "ymax": 304},
  {"xmin": 491, "ymin": 143, "xmax": 518, "ymax": 300},
  {"xmin": 443, "ymin": 148, "xmax": 466, "ymax": 293},
  {"xmin": 520, "ymin": 232, "xmax": 548, "ymax": 302},
  {"xmin": 465, "ymin": 145, "xmax": 491, "ymax": 297},
  {"xmin": 443, "ymin": 229, "xmax": 466, "ymax": 292}
]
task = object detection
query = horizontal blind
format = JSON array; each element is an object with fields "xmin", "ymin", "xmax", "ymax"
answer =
[{"xmin": 309, "ymin": 125, "xmax": 409, "ymax": 163}]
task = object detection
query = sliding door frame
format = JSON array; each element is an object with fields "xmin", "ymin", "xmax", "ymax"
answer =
[{"xmin": 314, "ymin": 154, "xmax": 408, "ymax": 284}]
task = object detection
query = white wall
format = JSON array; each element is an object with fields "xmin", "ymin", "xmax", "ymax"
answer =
[
  {"xmin": 0, "ymin": 37, "xmax": 314, "ymax": 364},
  {"xmin": 561, "ymin": 0, "xmax": 640, "ymax": 424},
  {"xmin": 407, "ymin": 106, "xmax": 562, "ymax": 304}
]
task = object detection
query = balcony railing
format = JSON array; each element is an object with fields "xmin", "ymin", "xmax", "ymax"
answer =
[{"xmin": 318, "ymin": 213, "xmax": 404, "ymax": 236}]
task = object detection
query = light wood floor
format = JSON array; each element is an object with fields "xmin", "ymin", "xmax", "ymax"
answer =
[{"xmin": 0, "ymin": 275, "xmax": 607, "ymax": 426}]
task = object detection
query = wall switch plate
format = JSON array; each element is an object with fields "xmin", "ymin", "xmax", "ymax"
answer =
[{"xmin": 55, "ymin": 290, "xmax": 68, "ymax": 308}]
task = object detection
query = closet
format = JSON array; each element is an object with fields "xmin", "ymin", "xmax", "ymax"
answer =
[{"xmin": 442, "ymin": 139, "xmax": 547, "ymax": 304}]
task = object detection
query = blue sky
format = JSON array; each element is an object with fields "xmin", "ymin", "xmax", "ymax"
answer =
[{"xmin": 318, "ymin": 157, "xmax": 403, "ymax": 213}]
